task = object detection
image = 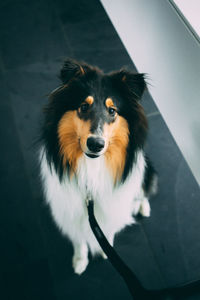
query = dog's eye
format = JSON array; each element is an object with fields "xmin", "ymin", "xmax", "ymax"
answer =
[
  {"xmin": 108, "ymin": 107, "xmax": 116, "ymax": 116},
  {"xmin": 80, "ymin": 103, "xmax": 89, "ymax": 113}
]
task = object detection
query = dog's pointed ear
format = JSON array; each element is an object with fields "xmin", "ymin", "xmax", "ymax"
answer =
[
  {"xmin": 110, "ymin": 70, "xmax": 147, "ymax": 100},
  {"xmin": 59, "ymin": 58, "xmax": 90, "ymax": 84}
]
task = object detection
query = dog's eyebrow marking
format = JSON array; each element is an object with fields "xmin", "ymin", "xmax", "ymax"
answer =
[
  {"xmin": 122, "ymin": 75, "xmax": 126, "ymax": 82},
  {"xmin": 105, "ymin": 98, "xmax": 117, "ymax": 111},
  {"xmin": 105, "ymin": 98, "xmax": 114, "ymax": 108},
  {"xmin": 85, "ymin": 96, "xmax": 94, "ymax": 105},
  {"xmin": 79, "ymin": 65, "xmax": 85, "ymax": 75}
]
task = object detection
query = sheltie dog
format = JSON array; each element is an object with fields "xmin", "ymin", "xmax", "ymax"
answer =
[{"xmin": 39, "ymin": 58, "xmax": 157, "ymax": 275}]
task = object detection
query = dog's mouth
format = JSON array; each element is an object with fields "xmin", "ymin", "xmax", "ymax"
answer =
[{"xmin": 85, "ymin": 153, "xmax": 100, "ymax": 159}]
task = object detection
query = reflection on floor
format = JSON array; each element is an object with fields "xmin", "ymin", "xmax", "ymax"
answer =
[{"xmin": 0, "ymin": 1, "xmax": 200, "ymax": 299}]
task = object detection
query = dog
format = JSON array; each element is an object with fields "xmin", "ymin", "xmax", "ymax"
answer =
[{"xmin": 39, "ymin": 58, "xmax": 157, "ymax": 275}]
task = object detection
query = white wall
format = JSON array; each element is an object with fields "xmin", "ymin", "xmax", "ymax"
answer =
[
  {"xmin": 173, "ymin": 0, "xmax": 200, "ymax": 38},
  {"xmin": 101, "ymin": 0, "xmax": 200, "ymax": 186}
]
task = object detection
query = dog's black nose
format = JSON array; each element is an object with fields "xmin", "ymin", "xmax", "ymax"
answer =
[{"xmin": 87, "ymin": 137, "xmax": 105, "ymax": 153}]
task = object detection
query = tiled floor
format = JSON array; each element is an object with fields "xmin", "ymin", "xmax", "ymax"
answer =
[{"xmin": 0, "ymin": 1, "xmax": 200, "ymax": 299}]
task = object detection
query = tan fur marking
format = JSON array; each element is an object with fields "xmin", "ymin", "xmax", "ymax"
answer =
[
  {"xmin": 79, "ymin": 65, "xmax": 85, "ymax": 75},
  {"xmin": 85, "ymin": 96, "xmax": 94, "ymax": 105},
  {"xmin": 104, "ymin": 116, "xmax": 129, "ymax": 183},
  {"xmin": 58, "ymin": 111, "xmax": 91, "ymax": 176},
  {"xmin": 105, "ymin": 98, "xmax": 114, "ymax": 108},
  {"xmin": 122, "ymin": 75, "xmax": 126, "ymax": 82}
]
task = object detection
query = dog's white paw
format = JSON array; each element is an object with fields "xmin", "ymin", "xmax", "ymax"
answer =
[
  {"xmin": 132, "ymin": 200, "xmax": 141, "ymax": 216},
  {"xmin": 140, "ymin": 198, "xmax": 151, "ymax": 217},
  {"xmin": 72, "ymin": 255, "xmax": 89, "ymax": 275}
]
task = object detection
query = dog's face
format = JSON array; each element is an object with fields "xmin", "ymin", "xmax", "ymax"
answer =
[{"xmin": 43, "ymin": 59, "xmax": 148, "ymax": 181}]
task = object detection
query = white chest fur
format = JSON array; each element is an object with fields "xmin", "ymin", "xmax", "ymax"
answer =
[{"xmin": 40, "ymin": 148, "xmax": 146, "ymax": 254}]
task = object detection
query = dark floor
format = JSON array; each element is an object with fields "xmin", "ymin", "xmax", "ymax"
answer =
[{"xmin": 0, "ymin": 1, "xmax": 200, "ymax": 299}]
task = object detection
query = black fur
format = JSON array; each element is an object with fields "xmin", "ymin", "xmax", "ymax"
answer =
[{"xmin": 41, "ymin": 58, "xmax": 154, "ymax": 183}]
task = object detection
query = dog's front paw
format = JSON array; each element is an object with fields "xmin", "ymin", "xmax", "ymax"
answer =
[
  {"xmin": 72, "ymin": 255, "xmax": 89, "ymax": 275},
  {"xmin": 140, "ymin": 198, "xmax": 151, "ymax": 217}
]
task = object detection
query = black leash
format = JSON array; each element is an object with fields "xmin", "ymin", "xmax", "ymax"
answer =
[{"xmin": 86, "ymin": 199, "xmax": 200, "ymax": 300}]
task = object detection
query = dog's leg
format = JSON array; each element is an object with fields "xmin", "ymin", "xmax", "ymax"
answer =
[
  {"xmin": 132, "ymin": 190, "xmax": 151, "ymax": 217},
  {"xmin": 139, "ymin": 197, "xmax": 151, "ymax": 217},
  {"xmin": 72, "ymin": 242, "xmax": 89, "ymax": 275},
  {"xmin": 132, "ymin": 198, "xmax": 142, "ymax": 216}
]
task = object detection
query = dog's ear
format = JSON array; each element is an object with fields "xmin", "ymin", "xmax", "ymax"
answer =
[
  {"xmin": 110, "ymin": 70, "xmax": 147, "ymax": 100},
  {"xmin": 59, "ymin": 58, "xmax": 90, "ymax": 84}
]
